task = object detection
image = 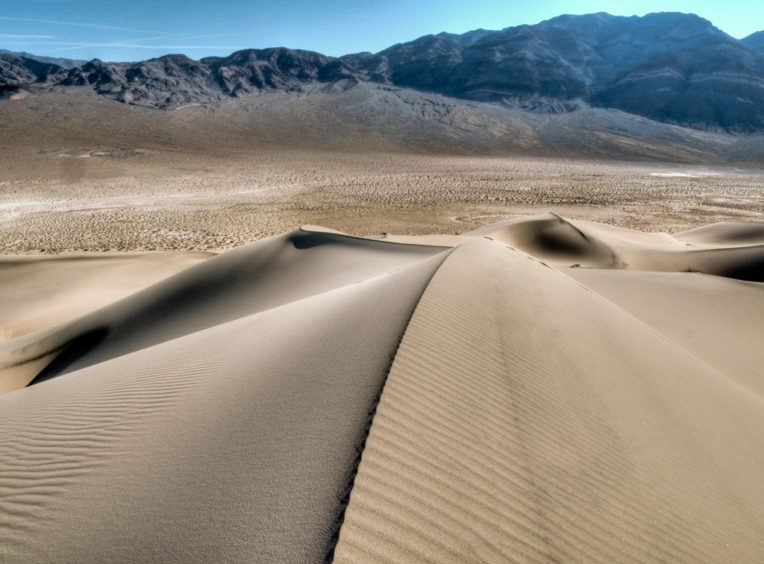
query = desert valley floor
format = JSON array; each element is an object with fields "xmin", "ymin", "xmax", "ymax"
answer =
[
  {"xmin": 2, "ymin": 147, "xmax": 764, "ymax": 254},
  {"xmin": 1, "ymin": 121, "xmax": 763, "ymax": 561}
]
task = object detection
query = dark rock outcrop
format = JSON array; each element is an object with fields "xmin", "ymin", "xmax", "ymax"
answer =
[
  {"xmin": 0, "ymin": 53, "xmax": 65, "ymax": 86},
  {"xmin": 0, "ymin": 50, "xmax": 85, "ymax": 69},
  {"xmin": 207, "ymin": 48, "xmax": 333, "ymax": 96}
]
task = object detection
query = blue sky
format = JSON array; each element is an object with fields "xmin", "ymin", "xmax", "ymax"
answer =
[{"xmin": 1, "ymin": 0, "xmax": 761, "ymax": 62}]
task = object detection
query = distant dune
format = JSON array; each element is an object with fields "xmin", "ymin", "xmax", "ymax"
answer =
[
  {"xmin": 468, "ymin": 212, "xmax": 764, "ymax": 280},
  {"xmin": 1, "ymin": 217, "xmax": 763, "ymax": 562}
]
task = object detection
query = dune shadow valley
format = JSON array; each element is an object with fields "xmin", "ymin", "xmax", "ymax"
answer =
[{"xmin": 1, "ymin": 9, "xmax": 764, "ymax": 564}]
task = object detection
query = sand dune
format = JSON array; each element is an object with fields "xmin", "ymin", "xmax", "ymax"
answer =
[
  {"xmin": 0, "ymin": 228, "xmax": 449, "ymax": 393},
  {"xmin": 334, "ymin": 237, "xmax": 764, "ymax": 563},
  {"xmin": 0, "ymin": 251, "xmax": 212, "ymax": 340},
  {"xmin": 566, "ymin": 269, "xmax": 764, "ymax": 398},
  {"xmin": 675, "ymin": 221, "xmax": 764, "ymax": 246},
  {"xmin": 0, "ymin": 229, "xmax": 450, "ymax": 561},
  {"xmin": 469, "ymin": 212, "xmax": 764, "ymax": 281},
  {"xmin": 466, "ymin": 212, "xmax": 624, "ymax": 268},
  {"xmin": 1, "ymin": 216, "xmax": 763, "ymax": 562}
]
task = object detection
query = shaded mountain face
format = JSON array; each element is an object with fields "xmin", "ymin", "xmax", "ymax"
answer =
[
  {"xmin": 0, "ymin": 50, "xmax": 85, "ymax": 69},
  {"xmin": 742, "ymin": 31, "xmax": 764, "ymax": 55},
  {"xmin": 0, "ymin": 52, "xmax": 67, "ymax": 88},
  {"xmin": 2, "ymin": 12, "xmax": 763, "ymax": 131},
  {"xmin": 205, "ymin": 48, "xmax": 334, "ymax": 95},
  {"xmin": 61, "ymin": 55, "xmax": 218, "ymax": 107},
  {"xmin": 346, "ymin": 12, "xmax": 764, "ymax": 132}
]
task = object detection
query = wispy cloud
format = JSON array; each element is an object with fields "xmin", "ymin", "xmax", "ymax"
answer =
[
  {"xmin": 0, "ymin": 33, "xmax": 57, "ymax": 39},
  {"xmin": 0, "ymin": 16, "xmax": 156, "ymax": 34},
  {"xmin": 8, "ymin": 32, "xmax": 239, "ymax": 53},
  {"xmin": 78, "ymin": 43, "xmax": 238, "ymax": 49},
  {"xmin": 323, "ymin": 12, "xmax": 378, "ymax": 19},
  {"xmin": 24, "ymin": 41, "xmax": 240, "ymax": 53},
  {"xmin": 108, "ymin": 33, "xmax": 232, "ymax": 46}
]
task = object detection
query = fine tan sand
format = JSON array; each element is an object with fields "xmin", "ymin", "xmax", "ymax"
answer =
[
  {"xmin": 0, "ymin": 216, "xmax": 763, "ymax": 562},
  {"xmin": 565, "ymin": 269, "xmax": 764, "ymax": 399},
  {"xmin": 0, "ymin": 252, "xmax": 212, "ymax": 340},
  {"xmin": 0, "ymin": 228, "xmax": 451, "ymax": 561},
  {"xmin": 467, "ymin": 212, "xmax": 764, "ymax": 280},
  {"xmin": 334, "ymin": 232, "xmax": 764, "ymax": 563}
]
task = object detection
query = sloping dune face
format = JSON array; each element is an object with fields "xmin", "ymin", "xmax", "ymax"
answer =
[
  {"xmin": 566, "ymin": 269, "xmax": 764, "ymax": 399},
  {"xmin": 469, "ymin": 212, "xmax": 764, "ymax": 281},
  {"xmin": 0, "ymin": 229, "xmax": 449, "ymax": 392},
  {"xmin": 334, "ymin": 238, "xmax": 764, "ymax": 563},
  {"xmin": 466, "ymin": 212, "xmax": 623, "ymax": 268},
  {"xmin": 675, "ymin": 221, "xmax": 764, "ymax": 246},
  {"xmin": 0, "ymin": 231, "xmax": 450, "ymax": 562},
  {"xmin": 1, "ymin": 218, "xmax": 763, "ymax": 562},
  {"xmin": 0, "ymin": 252, "xmax": 213, "ymax": 341}
]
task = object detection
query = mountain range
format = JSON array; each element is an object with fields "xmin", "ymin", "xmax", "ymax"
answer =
[{"xmin": 2, "ymin": 12, "xmax": 764, "ymax": 133}]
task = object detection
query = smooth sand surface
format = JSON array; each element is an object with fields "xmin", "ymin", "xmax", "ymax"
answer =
[
  {"xmin": 675, "ymin": 221, "xmax": 764, "ymax": 246},
  {"xmin": 0, "ymin": 228, "xmax": 449, "ymax": 392},
  {"xmin": 0, "ymin": 230, "xmax": 451, "ymax": 561},
  {"xmin": 0, "ymin": 252, "xmax": 212, "ymax": 340},
  {"xmin": 565, "ymin": 269, "xmax": 764, "ymax": 399},
  {"xmin": 468, "ymin": 212, "xmax": 764, "ymax": 280},
  {"xmin": 0, "ymin": 216, "xmax": 763, "ymax": 562},
  {"xmin": 334, "ymin": 237, "xmax": 764, "ymax": 563}
]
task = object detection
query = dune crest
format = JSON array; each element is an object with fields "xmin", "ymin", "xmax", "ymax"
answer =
[
  {"xmin": 0, "ymin": 228, "xmax": 448, "ymax": 393},
  {"xmin": 0, "ymin": 230, "xmax": 451, "ymax": 561},
  {"xmin": 0, "ymin": 218, "xmax": 762, "ymax": 562},
  {"xmin": 469, "ymin": 213, "xmax": 764, "ymax": 281},
  {"xmin": 334, "ymin": 237, "xmax": 764, "ymax": 563},
  {"xmin": 675, "ymin": 221, "xmax": 764, "ymax": 246},
  {"xmin": 466, "ymin": 212, "xmax": 623, "ymax": 268}
]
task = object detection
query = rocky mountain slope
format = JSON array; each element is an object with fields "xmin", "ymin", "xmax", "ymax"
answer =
[
  {"xmin": 7, "ymin": 83, "xmax": 764, "ymax": 167},
  {"xmin": 742, "ymin": 31, "xmax": 764, "ymax": 55},
  {"xmin": 1, "ymin": 12, "xmax": 763, "ymax": 132},
  {"xmin": 0, "ymin": 50, "xmax": 84, "ymax": 69},
  {"xmin": 347, "ymin": 12, "xmax": 764, "ymax": 132}
]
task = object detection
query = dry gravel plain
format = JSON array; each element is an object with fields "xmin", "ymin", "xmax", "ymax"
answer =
[{"xmin": 1, "ymin": 147, "xmax": 762, "ymax": 254}]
